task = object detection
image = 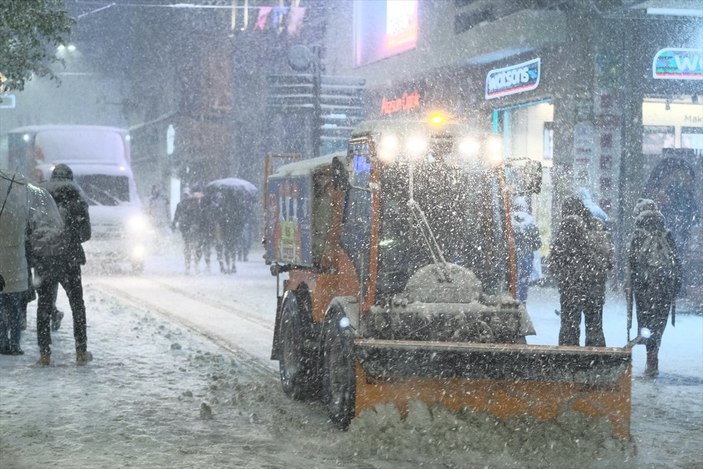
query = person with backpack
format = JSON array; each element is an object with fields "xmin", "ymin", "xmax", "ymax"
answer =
[
  {"xmin": 550, "ymin": 195, "xmax": 613, "ymax": 347},
  {"xmin": 626, "ymin": 198, "xmax": 681, "ymax": 378},
  {"xmin": 33, "ymin": 164, "xmax": 92, "ymax": 366}
]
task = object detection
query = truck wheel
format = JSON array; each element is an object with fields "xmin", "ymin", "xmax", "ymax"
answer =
[
  {"xmin": 279, "ymin": 298, "xmax": 315, "ymax": 400},
  {"xmin": 322, "ymin": 315, "xmax": 355, "ymax": 429}
]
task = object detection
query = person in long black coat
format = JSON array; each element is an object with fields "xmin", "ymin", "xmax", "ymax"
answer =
[
  {"xmin": 626, "ymin": 198, "xmax": 681, "ymax": 377},
  {"xmin": 172, "ymin": 189, "xmax": 202, "ymax": 274},
  {"xmin": 550, "ymin": 196, "xmax": 612, "ymax": 347},
  {"xmin": 33, "ymin": 164, "xmax": 92, "ymax": 365}
]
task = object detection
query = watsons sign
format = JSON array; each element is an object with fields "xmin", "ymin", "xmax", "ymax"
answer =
[
  {"xmin": 485, "ymin": 58, "xmax": 541, "ymax": 100},
  {"xmin": 653, "ymin": 48, "xmax": 702, "ymax": 80}
]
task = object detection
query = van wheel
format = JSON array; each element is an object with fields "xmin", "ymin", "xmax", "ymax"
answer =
[
  {"xmin": 322, "ymin": 314, "xmax": 355, "ymax": 429},
  {"xmin": 279, "ymin": 297, "xmax": 315, "ymax": 400}
]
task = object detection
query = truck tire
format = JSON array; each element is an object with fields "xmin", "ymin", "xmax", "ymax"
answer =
[
  {"xmin": 322, "ymin": 314, "xmax": 355, "ymax": 429},
  {"xmin": 279, "ymin": 297, "xmax": 315, "ymax": 400}
]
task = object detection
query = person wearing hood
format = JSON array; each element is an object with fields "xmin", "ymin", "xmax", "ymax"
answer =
[
  {"xmin": 511, "ymin": 196, "xmax": 541, "ymax": 305},
  {"xmin": 626, "ymin": 198, "xmax": 681, "ymax": 378},
  {"xmin": 0, "ymin": 169, "xmax": 63, "ymax": 356},
  {"xmin": 550, "ymin": 195, "xmax": 613, "ymax": 347},
  {"xmin": 33, "ymin": 164, "xmax": 92, "ymax": 366}
]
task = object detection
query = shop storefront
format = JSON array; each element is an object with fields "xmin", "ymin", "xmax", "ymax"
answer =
[
  {"xmin": 353, "ymin": 10, "xmax": 701, "ymax": 297},
  {"xmin": 477, "ymin": 51, "xmax": 580, "ymax": 282},
  {"xmin": 480, "ymin": 19, "xmax": 702, "ymax": 294},
  {"xmin": 617, "ymin": 26, "xmax": 703, "ymax": 299}
]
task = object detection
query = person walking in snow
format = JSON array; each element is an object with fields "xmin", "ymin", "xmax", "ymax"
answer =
[
  {"xmin": 192, "ymin": 186, "xmax": 215, "ymax": 273},
  {"xmin": 33, "ymin": 164, "xmax": 92, "ymax": 366},
  {"xmin": 0, "ymin": 169, "xmax": 63, "ymax": 356},
  {"xmin": 511, "ymin": 196, "xmax": 541, "ymax": 305},
  {"xmin": 172, "ymin": 188, "xmax": 203, "ymax": 274},
  {"xmin": 626, "ymin": 199, "xmax": 681, "ymax": 378},
  {"xmin": 550, "ymin": 195, "xmax": 612, "ymax": 347}
]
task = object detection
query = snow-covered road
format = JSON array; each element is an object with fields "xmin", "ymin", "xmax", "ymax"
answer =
[{"xmin": 1, "ymin": 245, "xmax": 701, "ymax": 468}]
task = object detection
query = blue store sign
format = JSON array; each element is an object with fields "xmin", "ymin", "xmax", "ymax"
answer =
[
  {"xmin": 485, "ymin": 58, "xmax": 541, "ymax": 100},
  {"xmin": 652, "ymin": 48, "xmax": 703, "ymax": 80}
]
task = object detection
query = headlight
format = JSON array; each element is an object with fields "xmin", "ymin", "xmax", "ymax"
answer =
[
  {"xmin": 132, "ymin": 244, "xmax": 146, "ymax": 260},
  {"xmin": 126, "ymin": 213, "xmax": 150, "ymax": 235},
  {"xmin": 458, "ymin": 136, "xmax": 480, "ymax": 159},
  {"xmin": 406, "ymin": 135, "xmax": 428, "ymax": 160},
  {"xmin": 378, "ymin": 134, "xmax": 400, "ymax": 163}
]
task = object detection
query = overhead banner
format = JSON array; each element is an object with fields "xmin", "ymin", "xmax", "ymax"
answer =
[
  {"xmin": 485, "ymin": 58, "xmax": 541, "ymax": 100},
  {"xmin": 652, "ymin": 48, "xmax": 703, "ymax": 80}
]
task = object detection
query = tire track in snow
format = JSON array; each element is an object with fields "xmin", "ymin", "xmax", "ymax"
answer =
[
  {"xmin": 147, "ymin": 277, "xmax": 274, "ymax": 330},
  {"xmin": 90, "ymin": 277, "xmax": 278, "ymax": 377}
]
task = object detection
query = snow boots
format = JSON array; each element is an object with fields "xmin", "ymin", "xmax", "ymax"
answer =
[
  {"xmin": 36, "ymin": 351, "xmax": 92, "ymax": 365},
  {"xmin": 37, "ymin": 353, "xmax": 51, "ymax": 367},
  {"xmin": 76, "ymin": 350, "xmax": 93, "ymax": 365}
]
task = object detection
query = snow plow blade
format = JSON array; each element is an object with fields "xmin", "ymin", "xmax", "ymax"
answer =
[{"xmin": 354, "ymin": 339, "xmax": 632, "ymax": 440}]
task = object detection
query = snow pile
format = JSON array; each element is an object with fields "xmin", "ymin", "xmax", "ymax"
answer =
[
  {"xmin": 2, "ymin": 246, "xmax": 700, "ymax": 468},
  {"xmin": 344, "ymin": 400, "xmax": 635, "ymax": 468},
  {"xmin": 404, "ymin": 263, "xmax": 483, "ymax": 304}
]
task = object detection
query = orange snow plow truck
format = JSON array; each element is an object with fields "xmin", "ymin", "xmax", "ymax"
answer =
[{"xmin": 263, "ymin": 116, "xmax": 633, "ymax": 440}]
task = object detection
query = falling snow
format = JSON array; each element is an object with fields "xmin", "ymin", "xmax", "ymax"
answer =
[{"xmin": 1, "ymin": 244, "xmax": 701, "ymax": 468}]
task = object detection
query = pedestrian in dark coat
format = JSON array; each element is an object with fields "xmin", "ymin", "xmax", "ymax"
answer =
[
  {"xmin": 172, "ymin": 189, "xmax": 202, "ymax": 274},
  {"xmin": 550, "ymin": 195, "xmax": 613, "ymax": 347},
  {"xmin": 626, "ymin": 198, "xmax": 681, "ymax": 378},
  {"xmin": 192, "ymin": 188, "xmax": 215, "ymax": 273},
  {"xmin": 33, "ymin": 164, "xmax": 92, "ymax": 366}
]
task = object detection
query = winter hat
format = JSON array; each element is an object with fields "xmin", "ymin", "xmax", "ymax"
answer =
[
  {"xmin": 633, "ymin": 198, "xmax": 657, "ymax": 217},
  {"xmin": 51, "ymin": 163, "xmax": 73, "ymax": 181}
]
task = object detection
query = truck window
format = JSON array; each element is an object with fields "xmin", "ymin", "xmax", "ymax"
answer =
[
  {"xmin": 75, "ymin": 174, "xmax": 131, "ymax": 206},
  {"xmin": 341, "ymin": 142, "xmax": 373, "ymax": 295},
  {"xmin": 377, "ymin": 161, "xmax": 509, "ymax": 298}
]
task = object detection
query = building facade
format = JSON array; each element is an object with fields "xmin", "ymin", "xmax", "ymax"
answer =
[{"xmin": 321, "ymin": 0, "xmax": 702, "ymax": 289}]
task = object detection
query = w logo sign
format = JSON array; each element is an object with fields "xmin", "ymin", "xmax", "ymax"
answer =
[{"xmin": 653, "ymin": 48, "xmax": 703, "ymax": 80}]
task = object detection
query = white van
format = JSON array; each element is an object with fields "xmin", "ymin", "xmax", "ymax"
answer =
[{"xmin": 5, "ymin": 125, "xmax": 151, "ymax": 272}]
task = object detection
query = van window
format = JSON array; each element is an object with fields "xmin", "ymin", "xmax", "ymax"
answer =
[{"xmin": 75, "ymin": 175, "xmax": 131, "ymax": 206}]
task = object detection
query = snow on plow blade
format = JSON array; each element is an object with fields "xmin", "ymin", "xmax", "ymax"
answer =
[{"xmin": 354, "ymin": 339, "xmax": 632, "ymax": 440}]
